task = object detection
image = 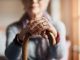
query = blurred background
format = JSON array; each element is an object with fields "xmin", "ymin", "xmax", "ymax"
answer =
[{"xmin": 0, "ymin": 0, "xmax": 80, "ymax": 60}]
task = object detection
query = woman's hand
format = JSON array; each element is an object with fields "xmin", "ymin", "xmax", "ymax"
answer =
[
  {"xmin": 18, "ymin": 16, "xmax": 57, "ymax": 45},
  {"xmin": 27, "ymin": 17, "xmax": 57, "ymax": 45},
  {"xmin": 27, "ymin": 17, "xmax": 57, "ymax": 35}
]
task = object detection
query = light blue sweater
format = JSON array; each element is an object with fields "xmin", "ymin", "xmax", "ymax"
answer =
[{"xmin": 5, "ymin": 13, "xmax": 67, "ymax": 60}]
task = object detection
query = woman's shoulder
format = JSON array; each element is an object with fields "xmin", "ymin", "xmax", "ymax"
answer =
[
  {"xmin": 45, "ymin": 13, "xmax": 66, "ymax": 36},
  {"xmin": 6, "ymin": 21, "xmax": 21, "ymax": 34}
]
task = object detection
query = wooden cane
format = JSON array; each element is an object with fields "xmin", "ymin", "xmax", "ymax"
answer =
[
  {"xmin": 22, "ymin": 32, "xmax": 56, "ymax": 60},
  {"xmin": 22, "ymin": 38, "xmax": 29, "ymax": 60},
  {"xmin": 22, "ymin": 17, "xmax": 57, "ymax": 60}
]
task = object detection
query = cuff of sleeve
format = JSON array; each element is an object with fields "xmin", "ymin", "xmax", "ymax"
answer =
[
  {"xmin": 56, "ymin": 32, "xmax": 60, "ymax": 44},
  {"xmin": 13, "ymin": 34, "xmax": 23, "ymax": 46}
]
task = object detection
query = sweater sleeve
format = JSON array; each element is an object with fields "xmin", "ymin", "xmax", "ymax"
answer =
[
  {"xmin": 49, "ymin": 20, "xmax": 68, "ymax": 60},
  {"xmin": 5, "ymin": 25, "xmax": 22, "ymax": 60}
]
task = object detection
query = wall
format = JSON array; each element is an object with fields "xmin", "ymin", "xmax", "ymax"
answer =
[{"xmin": 0, "ymin": 0, "xmax": 24, "ymax": 55}]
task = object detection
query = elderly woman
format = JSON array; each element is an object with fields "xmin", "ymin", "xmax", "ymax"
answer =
[{"xmin": 5, "ymin": 0, "xmax": 67, "ymax": 60}]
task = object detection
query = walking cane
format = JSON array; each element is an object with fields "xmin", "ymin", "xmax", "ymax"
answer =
[
  {"xmin": 22, "ymin": 32, "xmax": 56, "ymax": 60},
  {"xmin": 22, "ymin": 37, "xmax": 29, "ymax": 60},
  {"xmin": 22, "ymin": 18, "xmax": 57, "ymax": 60}
]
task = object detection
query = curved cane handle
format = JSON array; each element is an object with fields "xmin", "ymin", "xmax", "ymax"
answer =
[{"xmin": 49, "ymin": 32, "xmax": 56, "ymax": 45}]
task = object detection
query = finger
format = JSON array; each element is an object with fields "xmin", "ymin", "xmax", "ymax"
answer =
[
  {"xmin": 32, "ymin": 22, "xmax": 49, "ymax": 35},
  {"xmin": 42, "ymin": 17, "xmax": 57, "ymax": 37},
  {"xmin": 30, "ymin": 19, "xmax": 47, "ymax": 30},
  {"xmin": 28, "ymin": 17, "xmax": 46, "ymax": 27},
  {"xmin": 31, "ymin": 26, "xmax": 42, "ymax": 35},
  {"xmin": 41, "ymin": 31, "xmax": 48, "ymax": 39},
  {"xmin": 47, "ymin": 24, "xmax": 57, "ymax": 37}
]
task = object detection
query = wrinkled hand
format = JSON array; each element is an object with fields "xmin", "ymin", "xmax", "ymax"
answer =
[
  {"xmin": 22, "ymin": 17, "xmax": 57, "ymax": 60},
  {"xmin": 27, "ymin": 17, "xmax": 49, "ymax": 35},
  {"xmin": 26, "ymin": 17, "xmax": 57, "ymax": 45},
  {"xmin": 18, "ymin": 16, "xmax": 57, "ymax": 45}
]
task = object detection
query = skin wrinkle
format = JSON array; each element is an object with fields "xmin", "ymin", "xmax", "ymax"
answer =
[{"xmin": 26, "ymin": 17, "xmax": 51, "ymax": 35}]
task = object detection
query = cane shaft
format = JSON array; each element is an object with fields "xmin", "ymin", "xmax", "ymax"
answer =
[{"xmin": 22, "ymin": 38, "xmax": 29, "ymax": 60}]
